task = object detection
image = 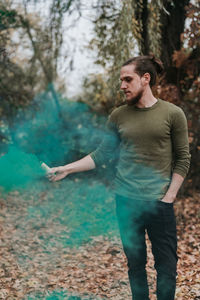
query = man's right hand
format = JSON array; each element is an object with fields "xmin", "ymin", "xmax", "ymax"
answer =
[
  {"xmin": 47, "ymin": 155, "xmax": 96, "ymax": 182},
  {"xmin": 48, "ymin": 166, "xmax": 69, "ymax": 182}
]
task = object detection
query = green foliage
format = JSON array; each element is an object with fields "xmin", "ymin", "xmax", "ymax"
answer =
[
  {"xmin": 0, "ymin": 0, "xmax": 80, "ymax": 125},
  {"xmin": 0, "ymin": 7, "xmax": 17, "ymax": 29},
  {"xmin": 147, "ymin": 0, "xmax": 163, "ymax": 57},
  {"xmin": 91, "ymin": 0, "xmax": 175, "ymax": 66},
  {"xmin": 80, "ymin": 74, "xmax": 111, "ymax": 112},
  {"xmin": 88, "ymin": 0, "xmax": 136, "ymax": 108},
  {"xmin": 83, "ymin": 0, "xmax": 176, "ymax": 109},
  {"xmin": 0, "ymin": 2, "xmax": 33, "ymax": 121},
  {"xmin": 84, "ymin": 0, "xmax": 194, "ymax": 111}
]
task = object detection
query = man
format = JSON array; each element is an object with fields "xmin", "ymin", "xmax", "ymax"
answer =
[{"xmin": 49, "ymin": 55, "xmax": 190, "ymax": 300}]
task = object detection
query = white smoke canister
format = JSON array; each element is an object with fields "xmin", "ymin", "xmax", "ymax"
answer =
[{"xmin": 41, "ymin": 162, "xmax": 52, "ymax": 174}]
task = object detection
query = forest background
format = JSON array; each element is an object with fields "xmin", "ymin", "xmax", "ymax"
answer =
[
  {"xmin": 0, "ymin": 0, "xmax": 200, "ymax": 188},
  {"xmin": 0, "ymin": 0, "xmax": 199, "ymax": 299}
]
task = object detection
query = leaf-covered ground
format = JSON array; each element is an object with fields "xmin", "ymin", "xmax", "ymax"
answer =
[{"xmin": 0, "ymin": 187, "xmax": 199, "ymax": 300}]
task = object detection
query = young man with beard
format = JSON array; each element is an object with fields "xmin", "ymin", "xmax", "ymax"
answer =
[{"xmin": 49, "ymin": 55, "xmax": 190, "ymax": 300}]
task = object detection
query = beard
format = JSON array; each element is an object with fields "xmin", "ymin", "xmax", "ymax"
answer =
[{"xmin": 126, "ymin": 89, "xmax": 144, "ymax": 106}]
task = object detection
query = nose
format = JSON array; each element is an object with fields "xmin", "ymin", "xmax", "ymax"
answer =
[{"xmin": 120, "ymin": 80, "xmax": 127, "ymax": 90}]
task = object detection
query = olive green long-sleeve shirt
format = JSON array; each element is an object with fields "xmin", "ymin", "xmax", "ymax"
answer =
[{"xmin": 90, "ymin": 99, "xmax": 191, "ymax": 201}]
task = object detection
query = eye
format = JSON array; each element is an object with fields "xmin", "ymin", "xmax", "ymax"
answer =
[
  {"xmin": 125, "ymin": 77, "xmax": 132, "ymax": 83},
  {"xmin": 120, "ymin": 76, "xmax": 133, "ymax": 84}
]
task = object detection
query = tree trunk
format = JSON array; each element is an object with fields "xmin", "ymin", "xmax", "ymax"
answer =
[{"xmin": 160, "ymin": 0, "xmax": 190, "ymax": 84}]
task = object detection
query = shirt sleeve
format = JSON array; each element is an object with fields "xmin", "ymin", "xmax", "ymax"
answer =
[
  {"xmin": 171, "ymin": 107, "xmax": 191, "ymax": 178},
  {"xmin": 90, "ymin": 111, "xmax": 121, "ymax": 167}
]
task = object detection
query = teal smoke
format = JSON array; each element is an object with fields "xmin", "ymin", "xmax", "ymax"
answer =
[{"xmin": 0, "ymin": 90, "xmax": 118, "ymax": 247}]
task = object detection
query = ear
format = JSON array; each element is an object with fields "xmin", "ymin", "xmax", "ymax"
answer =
[{"xmin": 142, "ymin": 73, "xmax": 151, "ymax": 85}]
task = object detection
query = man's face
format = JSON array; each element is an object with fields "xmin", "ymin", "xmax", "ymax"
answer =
[{"xmin": 120, "ymin": 64, "xmax": 144, "ymax": 106}]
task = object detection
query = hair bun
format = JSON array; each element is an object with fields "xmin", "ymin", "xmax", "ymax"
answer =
[{"xmin": 149, "ymin": 54, "xmax": 164, "ymax": 75}]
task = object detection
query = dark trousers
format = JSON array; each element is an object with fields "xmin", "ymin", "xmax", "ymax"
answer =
[{"xmin": 115, "ymin": 194, "xmax": 178, "ymax": 300}]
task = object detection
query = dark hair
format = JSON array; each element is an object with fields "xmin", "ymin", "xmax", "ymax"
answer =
[{"xmin": 122, "ymin": 55, "xmax": 164, "ymax": 87}]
